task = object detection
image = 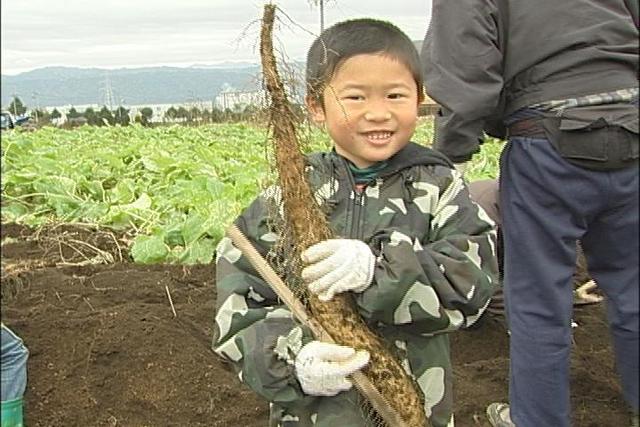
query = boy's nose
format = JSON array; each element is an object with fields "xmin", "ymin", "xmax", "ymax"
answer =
[{"xmin": 364, "ymin": 109, "xmax": 392, "ymax": 121}]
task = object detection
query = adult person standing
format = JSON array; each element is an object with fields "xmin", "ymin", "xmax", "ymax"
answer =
[{"xmin": 421, "ymin": 1, "xmax": 639, "ymax": 426}]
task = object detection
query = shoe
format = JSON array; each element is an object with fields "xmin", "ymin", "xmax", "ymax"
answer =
[
  {"xmin": 573, "ymin": 280, "xmax": 603, "ymax": 305},
  {"xmin": 631, "ymin": 411, "xmax": 638, "ymax": 427},
  {"xmin": 487, "ymin": 402, "xmax": 516, "ymax": 427}
]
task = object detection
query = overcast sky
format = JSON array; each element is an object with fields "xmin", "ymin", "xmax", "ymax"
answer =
[{"xmin": 1, "ymin": 0, "xmax": 432, "ymax": 76}]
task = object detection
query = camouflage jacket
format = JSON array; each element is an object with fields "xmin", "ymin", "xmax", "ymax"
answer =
[{"xmin": 213, "ymin": 142, "xmax": 499, "ymax": 427}]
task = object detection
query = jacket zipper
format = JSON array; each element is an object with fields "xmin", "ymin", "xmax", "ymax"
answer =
[
  {"xmin": 352, "ymin": 190, "xmax": 365, "ymax": 240},
  {"xmin": 340, "ymin": 157, "xmax": 367, "ymax": 240}
]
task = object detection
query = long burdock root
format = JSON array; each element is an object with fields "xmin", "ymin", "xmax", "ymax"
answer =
[{"xmin": 259, "ymin": 5, "xmax": 428, "ymax": 427}]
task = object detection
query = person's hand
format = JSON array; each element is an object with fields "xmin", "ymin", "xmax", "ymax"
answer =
[
  {"xmin": 301, "ymin": 239, "xmax": 376, "ymax": 301},
  {"xmin": 453, "ymin": 162, "xmax": 469, "ymax": 177},
  {"xmin": 294, "ymin": 341, "xmax": 370, "ymax": 396}
]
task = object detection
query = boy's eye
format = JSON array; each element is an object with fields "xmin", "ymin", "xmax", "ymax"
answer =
[
  {"xmin": 388, "ymin": 93, "xmax": 408, "ymax": 99},
  {"xmin": 343, "ymin": 95, "xmax": 364, "ymax": 101}
]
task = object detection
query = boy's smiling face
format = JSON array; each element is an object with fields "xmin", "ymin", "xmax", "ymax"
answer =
[{"xmin": 308, "ymin": 53, "xmax": 420, "ymax": 168}]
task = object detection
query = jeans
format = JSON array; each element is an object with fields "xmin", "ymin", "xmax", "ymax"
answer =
[
  {"xmin": 500, "ymin": 137, "xmax": 639, "ymax": 427},
  {"xmin": 1, "ymin": 324, "xmax": 28, "ymax": 402}
]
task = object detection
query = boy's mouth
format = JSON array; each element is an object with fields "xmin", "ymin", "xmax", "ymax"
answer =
[{"xmin": 362, "ymin": 131, "xmax": 393, "ymax": 143}]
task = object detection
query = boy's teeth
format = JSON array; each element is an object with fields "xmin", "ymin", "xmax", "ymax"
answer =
[{"xmin": 367, "ymin": 132, "xmax": 391, "ymax": 139}]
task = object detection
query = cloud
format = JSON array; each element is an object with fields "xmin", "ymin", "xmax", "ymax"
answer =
[{"xmin": 1, "ymin": 0, "xmax": 431, "ymax": 75}]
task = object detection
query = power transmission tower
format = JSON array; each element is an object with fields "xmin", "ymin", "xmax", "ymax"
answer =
[
  {"xmin": 11, "ymin": 93, "xmax": 19, "ymax": 116},
  {"xmin": 309, "ymin": 0, "xmax": 327, "ymax": 33},
  {"xmin": 32, "ymin": 92, "xmax": 40, "ymax": 123},
  {"xmin": 99, "ymin": 71, "xmax": 115, "ymax": 110}
]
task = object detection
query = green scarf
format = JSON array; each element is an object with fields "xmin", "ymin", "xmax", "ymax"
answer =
[{"xmin": 347, "ymin": 160, "xmax": 388, "ymax": 185}]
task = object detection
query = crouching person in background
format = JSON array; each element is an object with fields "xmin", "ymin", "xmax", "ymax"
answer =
[
  {"xmin": 1, "ymin": 323, "xmax": 28, "ymax": 427},
  {"xmin": 468, "ymin": 178, "xmax": 603, "ymax": 320}
]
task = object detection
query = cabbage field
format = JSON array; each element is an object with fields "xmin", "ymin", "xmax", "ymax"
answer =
[{"xmin": 1, "ymin": 120, "xmax": 501, "ymax": 264}]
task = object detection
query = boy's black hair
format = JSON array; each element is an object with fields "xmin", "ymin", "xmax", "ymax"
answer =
[{"xmin": 306, "ymin": 18, "xmax": 424, "ymax": 105}]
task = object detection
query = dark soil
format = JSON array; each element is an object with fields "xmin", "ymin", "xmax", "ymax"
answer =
[{"xmin": 0, "ymin": 223, "xmax": 629, "ymax": 426}]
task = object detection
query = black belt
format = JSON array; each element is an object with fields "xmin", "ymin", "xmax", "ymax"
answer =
[{"xmin": 507, "ymin": 117, "xmax": 547, "ymax": 138}]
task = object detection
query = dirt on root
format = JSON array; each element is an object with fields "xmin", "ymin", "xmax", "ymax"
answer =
[{"xmin": 0, "ymin": 223, "xmax": 630, "ymax": 427}]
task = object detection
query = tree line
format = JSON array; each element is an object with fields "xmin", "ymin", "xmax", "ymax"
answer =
[{"xmin": 4, "ymin": 96, "xmax": 286, "ymax": 128}]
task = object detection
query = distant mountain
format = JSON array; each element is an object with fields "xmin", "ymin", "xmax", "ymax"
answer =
[{"xmin": 1, "ymin": 65, "xmax": 273, "ymax": 108}]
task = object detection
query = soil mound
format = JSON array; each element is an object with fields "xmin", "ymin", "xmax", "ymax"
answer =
[{"xmin": 0, "ymin": 224, "xmax": 629, "ymax": 426}]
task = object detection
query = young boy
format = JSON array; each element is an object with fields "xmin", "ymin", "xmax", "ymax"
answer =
[{"xmin": 213, "ymin": 19, "xmax": 498, "ymax": 427}]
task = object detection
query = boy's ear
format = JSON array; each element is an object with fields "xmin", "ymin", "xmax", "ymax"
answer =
[{"xmin": 305, "ymin": 95, "xmax": 326, "ymax": 125}]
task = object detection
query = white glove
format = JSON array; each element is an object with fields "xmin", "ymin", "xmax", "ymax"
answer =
[
  {"xmin": 454, "ymin": 162, "xmax": 469, "ymax": 177},
  {"xmin": 301, "ymin": 239, "xmax": 376, "ymax": 301},
  {"xmin": 294, "ymin": 341, "xmax": 370, "ymax": 396}
]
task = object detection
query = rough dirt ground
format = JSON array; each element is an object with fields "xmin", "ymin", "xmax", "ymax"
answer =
[{"xmin": 0, "ymin": 223, "xmax": 630, "ymax": 426}]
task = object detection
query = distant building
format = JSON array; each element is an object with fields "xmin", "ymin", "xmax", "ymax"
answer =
[
  {"xmin": 127, "ymin": 103, "xmax": 211, "ymax": 123},
  {"xmin": 44, "ymin": 101, "xmax": 215, "ymax": 124},
  {"xmin": 420, "ymin": 94, "xmax": 439, "ymax": 116},
  {"xmin": 44, "ymin": 104, "xmax": 100, "ymax": 115},
  {"xmin": 215, "ymin": 88, "xmax": 266, "ymax": 111},
  {"xmin": 127, "ymin": 103, "xmax": 177, "ymax": 123},
  {"xmin": 43, "ymin": 104, "xmax": 99, "ymax": 126}
]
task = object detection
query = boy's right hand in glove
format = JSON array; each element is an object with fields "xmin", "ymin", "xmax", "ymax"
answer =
[
  {"xmin": 294, "ymin": 341, "xmax": 370, "ymax": 396},
  {"xmin": 301, "ymin": 239, "xmax": 376, "ymax": 301}
]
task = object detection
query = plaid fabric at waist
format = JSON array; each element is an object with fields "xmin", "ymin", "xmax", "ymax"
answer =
[
  {"xmin": 507, "ymin": 87, "xmax": 639, "ymax": 138},
  {"xmin": 530, "ymin": 87, "xmax": 638, "ymax": 112}
]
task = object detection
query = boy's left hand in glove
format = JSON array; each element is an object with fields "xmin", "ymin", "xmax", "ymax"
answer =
[
  {"xmin": 301, "ymin": 239, "xmax": 376, "ymax": 301},
  {"xmin": 294, "ymin": 341, "xmax": 370, "ymax": 396}
]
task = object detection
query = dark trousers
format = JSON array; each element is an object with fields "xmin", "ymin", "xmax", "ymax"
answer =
[{"xmin": 500, "ymin": 136, "xmax": 639, "ymax": 427}]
